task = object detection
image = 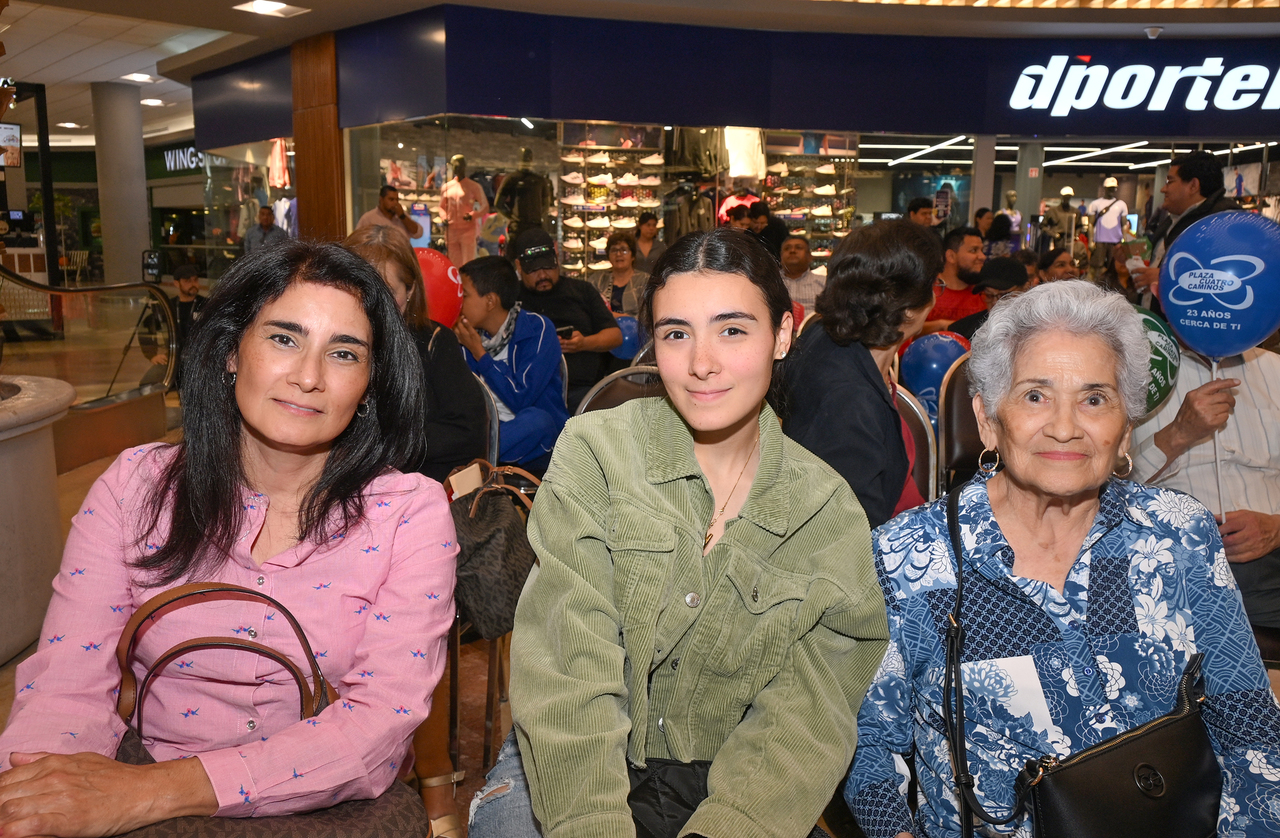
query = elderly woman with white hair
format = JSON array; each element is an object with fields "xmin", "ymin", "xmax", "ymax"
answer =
[{"xmin": 844, "ymin": 280, "xmax": 1280, "ymax": 838}]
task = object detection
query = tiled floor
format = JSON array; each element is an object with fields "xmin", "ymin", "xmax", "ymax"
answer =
[{"xmin": 0, "ymin": 438, "xmax": 506, "ymax": 837}]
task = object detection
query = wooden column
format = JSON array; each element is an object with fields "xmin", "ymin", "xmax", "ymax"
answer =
[{"xmin": 292, "ymin": 33, "xmax": 346, "ymax": 241}]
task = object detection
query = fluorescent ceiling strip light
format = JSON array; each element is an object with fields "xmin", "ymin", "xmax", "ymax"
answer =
[
  {"xmin": 1131, "ymin": 158, "xmax": 1171, "ymax": 170},
  {"xmin": 890, "ymin": 135, "xmax": 966, "ymax": 166},
  {"xmin": 1045, "ymin": 141, "xmax": 1148, "ymax": 167},
  {"xmin": 520, "ymin": 117, "xmax": 534, "ymax": 129}
]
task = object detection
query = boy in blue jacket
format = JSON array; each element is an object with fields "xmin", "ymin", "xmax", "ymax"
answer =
[{"xmin": 454, "ymin": 255, "xmax": 568, "ymax": 469}]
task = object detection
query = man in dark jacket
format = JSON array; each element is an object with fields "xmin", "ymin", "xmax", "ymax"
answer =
[{"xmin": 1134, "ymin": 151, "xmax": 1241, "ymax": 301}]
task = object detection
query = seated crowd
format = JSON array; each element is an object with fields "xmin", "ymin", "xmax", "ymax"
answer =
[{"xmin": 1, "ymin": 153, "xmax": 1278, "ymax": 838}]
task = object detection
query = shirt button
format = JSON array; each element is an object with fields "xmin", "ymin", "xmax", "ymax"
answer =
[
  {"xmin": 256, "ymin": 575, "xmax": 265, "ymax": 586},
  {"xmin": 671, "ymin": 658, "xmax": 680, "ymax": 671},
  {"xmin": 247, "ymin": 628, "xmax": 258, "ymax": 639},
  {"xmin": 1095, "ymin": 712, "xmax": 1108, "ymax": 723},
  {"xmin": 657, "ymin": 717, "xmax": 665, "ymax": 732},
  {"xmin": 685, "ymin": 592, "xmax": 700, "ymax": 608},
  {"xmin": 1067, "ymin": 620, "xmax": 1080, "ymax": 630},
  {"xmin": 1083, "ymin": 666, "xmax": 1094, "ymax": 676},
  {"xmin": 246, "ymin": 719, "xmax": 256, "ymax": 731}
]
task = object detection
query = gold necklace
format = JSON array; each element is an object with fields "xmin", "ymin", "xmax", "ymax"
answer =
[{"xmin": 704, "ymin": 430, "xmax": 760, "ymax": 549}]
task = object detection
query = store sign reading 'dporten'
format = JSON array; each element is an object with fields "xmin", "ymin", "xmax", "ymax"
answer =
[{"xmin": 1009, "ymin": 56, "xmax": 1280, "ymax": 117}]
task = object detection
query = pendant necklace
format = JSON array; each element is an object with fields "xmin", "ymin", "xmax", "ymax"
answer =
[{"xmin": 704, "ymin": 429, "xmax": 760, "ymax": 549}]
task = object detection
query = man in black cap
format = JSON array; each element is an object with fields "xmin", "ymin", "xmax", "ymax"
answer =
[
  {"xmin": 513, "ymin": 228, "xmax": 622, "ymax": 410},
  {"xmin": 947, "ymin": 256, "xmax": 1036, "ymax": 341}
]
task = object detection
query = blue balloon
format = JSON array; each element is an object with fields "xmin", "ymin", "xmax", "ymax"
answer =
[
  {"xmin": 900, "ymin": 332, "xmax": 969, "ymax": 430},
  {"xmin": 1159, "ymin": 212, "xmax": 1280, "ymax": 360},
  {"xmin": 611, "ymin": 315, "xmax": 643, "ymax": 359}
]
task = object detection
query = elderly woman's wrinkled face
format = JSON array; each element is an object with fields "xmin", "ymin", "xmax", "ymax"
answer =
[{"xmin": 974, "ymin": 330, "xmax": 1131, "ymax": 502}]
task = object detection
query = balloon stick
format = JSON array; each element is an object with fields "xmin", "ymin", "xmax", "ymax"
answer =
[{"xmin": 1211, "ymin": 357, "xmax": 1226, "ymax": 524}]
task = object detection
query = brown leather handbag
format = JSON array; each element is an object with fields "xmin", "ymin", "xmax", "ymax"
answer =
[{"xmin": 113, "ymin": 582, "xmax": 429, "ymax": 838}]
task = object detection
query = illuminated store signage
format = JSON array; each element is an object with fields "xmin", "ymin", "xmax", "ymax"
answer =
[
  {"xmin": 1010, "ymin": 56, "xmax": 1280, "ymax": 117},
  {"xmin": 162, "ymin": 146, "xmax": 227, "ymax": 173}
]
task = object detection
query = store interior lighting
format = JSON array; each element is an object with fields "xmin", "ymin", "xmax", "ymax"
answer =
[
  {"xmin": 889, "ymin": 135, "xmax": 967, "ymax": 166},
  {"xmin": 1044, "ymin": 140, "xmax": 1149, "ymax": 166},
  {"xmin": 140, "ymin": 99, "xmax": 164, "ymax": 107},
  {"xmin": 121, "ymin": 73, "xmax": 153, "ymax": 83},
  {"xmin": 232, "ymin": 1, "xmax": 311, "ymax": 17},
  {"xmin": 520, "ymin": 117, "xmax": 535, "ymax": 129},
  {"xmin": 55, "ymin": 122, "xmax": 83, "ymax": 129}
]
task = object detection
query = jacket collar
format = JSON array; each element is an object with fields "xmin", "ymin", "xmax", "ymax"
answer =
[{"xmin": 644, "ymin": 397, "xmax": 790, "ymax": 537}]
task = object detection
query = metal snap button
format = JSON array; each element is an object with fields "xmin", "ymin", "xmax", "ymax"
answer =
[
  {"xmin": 657, "ymin": 717, "xmax": 665, "ymax": 732},
  {"xmin": 671, "ymin": 658, "xmax": 679, "ymax": 670},
  {"xmin": 752, "ymin": 585, "xmax": 759, "ymax": 603},
  {"xmin": 256, "ymin": 575, "xmax": 265, "ymax": 586},
  {"xmin": 685, "ymin": 592, "xmax": 700, "ymax": 608},
  {"xmin": 246, "ymin": 719, "xmax": 256, "ymax": 731},
  {"xmin": 247, "ymin": 628, "xmax": 258, "ymax": 639}
]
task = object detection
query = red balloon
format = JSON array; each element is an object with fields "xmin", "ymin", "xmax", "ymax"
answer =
[{"xmin": 415, "ymin": 247, "xmax": 463, "ymax": 327}]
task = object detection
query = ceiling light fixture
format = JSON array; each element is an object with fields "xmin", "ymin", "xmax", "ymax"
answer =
[
  {"xmin": 122, "ymin": 73, "xmax": 153, "ymax": 83},
  {"xmin": 56, "ymin": 122, "xmax": 84, "ymax": 128},
  {"xmin": 140, "ymin": 98, "xmax": 164, "ymax": 106},
  {"xmin": 232, "ymin": 1, "xmax": 312, "ymax": 18},
  {"xmin": 1044, "ymin": 140, "xmax": 1150, "ymax": 167},
  {"xmin": 890, "ymin": 135, "xmax": 966, "ymax": 166},
  {"xmin": 520, "ymin": 117, "xmax": 534, "ymax": 129},
  {"xmin": 1130, "ymin": 158, "xmax": 1171, "ymax": 170}
]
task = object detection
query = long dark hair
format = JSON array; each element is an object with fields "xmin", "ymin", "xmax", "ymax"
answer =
[{"xmin": 134, "ymin": 241, "xmax": 427, "ymax": 585}]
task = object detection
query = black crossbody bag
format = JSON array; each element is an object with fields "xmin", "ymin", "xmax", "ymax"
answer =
[{"xmin": 942, "ymin": 490, "xmax": 1222, "ymax": 838}]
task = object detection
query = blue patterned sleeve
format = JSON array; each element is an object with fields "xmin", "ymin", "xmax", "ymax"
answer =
[
  {"xmin": 1169, "ymin": 498, "xmax": 1280, "ymax": 837},
  {"xmin": 845, "ymin": 528, "xmax": 920, "ymax": 838}
]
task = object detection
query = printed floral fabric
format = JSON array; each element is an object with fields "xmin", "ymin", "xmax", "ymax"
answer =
[{"xmin": 846, "ymin": 471, "xmax": 1280, "ymax": 838}]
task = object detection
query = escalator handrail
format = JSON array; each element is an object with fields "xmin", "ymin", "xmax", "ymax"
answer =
[{"xmin": 0, "ymin": 262, "xmax": 179, "ymax": 403}]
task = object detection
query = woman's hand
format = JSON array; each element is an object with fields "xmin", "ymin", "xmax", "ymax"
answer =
[{"xmin": 0, "ymin": 751, "xmax": 217, "ymax": 837}]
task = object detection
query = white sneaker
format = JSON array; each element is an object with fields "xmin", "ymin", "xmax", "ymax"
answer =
[
  {"xmin": 586, "ymin": 216, "xmax": 611, "ymax": 229},
  {"xmin": 564, "ymin": 217, "xmax": 585, "ymax": 229},
  {"xmin": 791, "ymin": 207, "xmax": 811, "ymax": 216},
  {"xmin": 612, "ymin": 217, "xmax": 636, "ymax": 229},
  {"xmin": 562, "ymin": 260, "xmax": 585, "ymax": 271},
  {"xmin": 640, "ymin": 153, "xmax": 664, "ymax": 165},
  {"xmin": 617, "ymin": 196, "xmax": 639, "ymax": 208},
  {"xmin": 616, "ymin": 173, "xmax": 640, "ymax": 186},
  {"xmin": 638, "ymin": 175, "xmax": 662, "ymax": 186},
  {"xmin": 638, "ymin": 198, "xmax": 661, "ymax": 208},
  {"xmin": 561, "ymin": 172, "xmax": 584, "ymax": 184},
  {"xmin": 812, "ymin": 205, "xmax": 832, "ymax": 217},
  {"xmin": 767, "ymin": 162, "xmax": 788, "ymax": 173},
  {"xmin": 813, "ymin": 184, "xmax": 836, "ymax": 196},
  {"xmin": 560, "ymin": 193, "xmax": 582, "ymax": 205},
  {"xmin": 588, "ymin": 236, "xmax": 608, "ymax": 250},
  {"xmin": 586, "ymin": 151, "xmax": 610, "ymax": 164},
  {"xmin": 560, "ymin": 151, "xmax": 584, "ymax": 163},
  {"xmin": 563, "ymin": 237, "xmax": 584, "ymax": 250},
  {"xmin": 816, "ymin": 163, "xmax": 836, "ymax": 175},
  {"xmin": 587, "ymin": 173, "xmax": 613, "ymax": 186},
  {"xmin": 588, "ymin": 260, "xmax": 612, "ymax": 271},
  {"xmin": 589, "ymin": 194, "xmax": 614, "ymax": 205}
]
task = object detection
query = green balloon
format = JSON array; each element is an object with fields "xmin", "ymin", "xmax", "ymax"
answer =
[{"xmin": 1135, "ymin": 305, "xmax": 1180, "ymax": 415}]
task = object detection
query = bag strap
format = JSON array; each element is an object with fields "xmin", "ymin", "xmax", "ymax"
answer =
[
  {"xmin": 944, "ymin": 490, "xmax": 1023, "ymax": 836},
  {"xmin": 116, "ymin": 582, "xmax": 338, "ymax": 726}
]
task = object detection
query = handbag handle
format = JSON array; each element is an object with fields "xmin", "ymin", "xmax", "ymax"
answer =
[{"xmin": 115, "ymin": 582, "xmax": 339, "ymax": 731}]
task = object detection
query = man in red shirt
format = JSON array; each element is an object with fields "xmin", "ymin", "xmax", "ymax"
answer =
[{"xmin": 922, "ymin": 226, "xmax": 986, "ymax": 334}]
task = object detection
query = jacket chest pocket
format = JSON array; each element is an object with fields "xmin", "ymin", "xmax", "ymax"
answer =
[
  {"xmin": 703, "ymin": 555, "xmax": 808, "ymax": 700},
  {"xmin": 606, "ymin": 508, "xmax": 677, "ymax": 618}
]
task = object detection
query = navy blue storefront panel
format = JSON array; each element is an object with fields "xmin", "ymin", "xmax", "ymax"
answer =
[
  {"xmin": 986, "ymin": 39, "xmax": 1280, "ymax": 137},
  {"xmin": 192, "ymin": 49, "xmax": 293, "ymax": 150},
  {"xmin": 337, "ymin": 6, "xmax": 447, "ymax": 128}
]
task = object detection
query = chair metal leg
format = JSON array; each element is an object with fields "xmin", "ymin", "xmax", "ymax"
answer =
[
  {"xmin": 448, "ymin": 616, "xmax": 461, "ymax": 770},
  {"xmin": 483, "ymin": 636, "xmax": 503, "ymax": 770}
]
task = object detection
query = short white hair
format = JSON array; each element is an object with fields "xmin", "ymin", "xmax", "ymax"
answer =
[{"xmin": 969, "ymin": 280, "xmax": 1148, "ymax": 422}]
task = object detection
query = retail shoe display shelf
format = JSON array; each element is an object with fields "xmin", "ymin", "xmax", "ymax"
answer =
[
  {"xmin": 558, "ymin": 145, "xmax": 669, "ymax": 276},
  {"xmin": 764, "ymin": 155, "xmax": 857, "ymax": 269}
]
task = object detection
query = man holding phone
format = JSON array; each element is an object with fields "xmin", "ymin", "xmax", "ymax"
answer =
[{"xmin": 513, "ymin": 228, "xmax": 622, "ymax": 411}]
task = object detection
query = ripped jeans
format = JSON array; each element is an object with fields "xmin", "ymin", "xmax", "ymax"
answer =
[{"xmin": 468, "ymin": 731, "xmax": 543, "ymax": 837}]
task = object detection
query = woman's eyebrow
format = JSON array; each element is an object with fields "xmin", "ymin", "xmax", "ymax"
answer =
[
  {"xmin": 332, "ymin": 334, "xmax": 370, "ymax": 349},
  {"xmin": 712, "ymin": 311, "xmax": 757, "ymax": 323},
  {"xmin": 654, "ymin": 316, "xmax": 691, "ymax": 329}
]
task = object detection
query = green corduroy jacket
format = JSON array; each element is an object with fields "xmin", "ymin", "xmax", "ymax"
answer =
[{"xmin": 510, "ymin": 397, "xmax": 890, "ymax": 838}]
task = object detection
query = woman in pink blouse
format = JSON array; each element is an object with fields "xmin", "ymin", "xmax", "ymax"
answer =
[{"xmin": 0, "ymin": 242, "xmax": 457, "ymax": 836}]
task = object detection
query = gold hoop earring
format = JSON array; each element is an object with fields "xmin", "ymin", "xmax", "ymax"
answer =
[
  {"xmin": 978, "ymin": 448, "xmax": 1001, "ymax": 474},
  {"xmin": 1114, "ymin": 452, "xmax": 1133, "ymax": 478}
]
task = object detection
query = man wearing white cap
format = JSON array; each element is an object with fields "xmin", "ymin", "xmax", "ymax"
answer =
[{"xmin": 1087, "ymin": 176, "xmax": 1129, "ymax": 274}]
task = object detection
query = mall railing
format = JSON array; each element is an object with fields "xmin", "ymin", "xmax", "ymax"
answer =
[{"xmin": 0, "ymin": 262, "xmax": 177, "ymax": 408}]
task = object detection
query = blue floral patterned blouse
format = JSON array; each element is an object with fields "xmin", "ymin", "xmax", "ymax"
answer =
[{"xmin": 846, "ymin": 471, "xmax": 1280, "ymax": 838}]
